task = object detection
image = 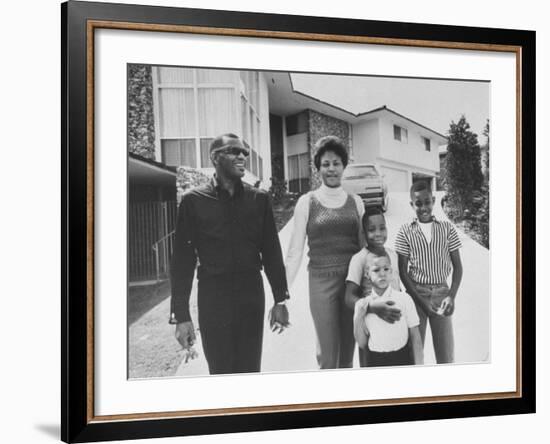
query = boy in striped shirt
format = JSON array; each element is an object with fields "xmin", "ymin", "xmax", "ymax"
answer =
[{"xmin": 395, "ymin": 181, "xmax": 463, "ymax": 364}]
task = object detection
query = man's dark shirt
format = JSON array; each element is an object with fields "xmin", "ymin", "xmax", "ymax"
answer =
[{"xmin": 170, "ymin": 178, "xmax": 289, "ymax": 323}]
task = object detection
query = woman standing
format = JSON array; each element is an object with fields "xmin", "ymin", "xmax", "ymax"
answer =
[{"xmin": 285, "ymin": 136, "xmax": 364, "ymax": 369}]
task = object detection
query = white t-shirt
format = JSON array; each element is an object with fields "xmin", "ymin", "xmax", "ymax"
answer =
[
  {"xmin": 346, "ymin": 247, "xmax": 401, "ymax": 297},
  {"xmin": 418, "ymin": 221, "xmax": 433, "ymax": 243},
  {"xmin": 365, "ymin": 287, "xmax": 420, "ymax": 352}
]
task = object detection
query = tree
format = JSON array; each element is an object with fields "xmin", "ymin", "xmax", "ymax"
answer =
[
  {"xmin": 482, "ymin": 119, "xmax": 490, "ymax": 182},
  {"xmin": 445, "ymin": 115, "xmax": 484, "ymax": 213}
]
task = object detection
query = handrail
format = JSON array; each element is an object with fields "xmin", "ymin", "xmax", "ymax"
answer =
[
  {"xmin": 153, "ymin": 230, "xmax": 175, "ymax": 248},
  {"xmin": 152, "ymin": 230, "xmax": 176, "ymax": 282}
]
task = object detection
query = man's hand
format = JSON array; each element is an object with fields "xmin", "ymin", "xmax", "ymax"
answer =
[
  {"xmin": 175, "ymin": 321, "xmax": 196, "ymax": 350},
  {"xmin": 269, "ymin": 303, "xmax": 290, "ymax": 334},
  {"xmin": 369, "ymin": 299, "xmax": 402, "ymax": 323}
]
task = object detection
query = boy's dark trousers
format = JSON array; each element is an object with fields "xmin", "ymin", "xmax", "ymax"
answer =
[
  {"xmin": 197, "ymin": 271, "xmax": 265, "ymax": 375},
  {"xmin": 365, "ymin": 345, "xmax": 413, "ymax": 367}
]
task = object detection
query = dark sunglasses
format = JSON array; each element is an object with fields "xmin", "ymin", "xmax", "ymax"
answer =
[{"xmin": 215, "ymin": 146, "xmax": 250, "ymax": 157}]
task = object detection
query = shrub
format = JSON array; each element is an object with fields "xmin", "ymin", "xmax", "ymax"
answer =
[
  {"xmin": 269, "ymin": 177, "xmax": 288, "ymax": 205},
  {"xmin": 176, "ymin": 167, "xmax": 211, "ymax": 203}
]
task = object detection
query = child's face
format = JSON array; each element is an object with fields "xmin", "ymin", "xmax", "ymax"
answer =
[
  {"xmin": 364, "ymin": 214, "xmax": 387, "ymax": 249},
  {"xmin": 410, "ymin": 189, "xmax": 435, "ymax": 223},
  {"xmin": 367, "ymin": 256, "xmax": 392, "ymax": 290}
]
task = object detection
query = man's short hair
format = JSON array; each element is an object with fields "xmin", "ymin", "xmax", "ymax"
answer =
[
  {"xmin": 313, "ymin": 136, "xmax": 349, "ymax": 170},
  {"xmin": 209, "ymin": 133, "xmax": 242, "ymax": 154},
  {"xmin": 410, "ymin": 180, "xmax": 432, "ymax": 197}
]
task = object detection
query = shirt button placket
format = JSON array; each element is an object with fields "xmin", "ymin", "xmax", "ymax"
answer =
[{"xmin": 230, "ymin": 200, "xmax": 238, "ymax": 271}]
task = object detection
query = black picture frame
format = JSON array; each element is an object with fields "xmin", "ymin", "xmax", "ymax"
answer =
[{"xmin": 62, "ymin": 1, "xmax": 536, "ymax": 442}]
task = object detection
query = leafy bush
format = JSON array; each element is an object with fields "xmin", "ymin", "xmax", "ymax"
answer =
[
  {"xmin": 269, "ymin": 177, "xmax": 289, "ymax": 205},
  {"xmin": 176, "ymin": 167, "xmax": 211, "ymax": 203}
]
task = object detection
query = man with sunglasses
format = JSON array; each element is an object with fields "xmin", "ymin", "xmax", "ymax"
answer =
[{"xmin": 170, "ymin": 133, "xmax": 290, "ymax": 375}]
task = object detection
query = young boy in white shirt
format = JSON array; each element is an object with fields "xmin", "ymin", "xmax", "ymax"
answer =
[{"xmin": 353, "ymin": 251, "xmax": 424, "ymax": 367}]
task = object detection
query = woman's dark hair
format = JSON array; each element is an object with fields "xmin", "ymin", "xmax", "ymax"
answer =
[
  {"xmin": 361, "ymin": 206, "xmax": 385, "ymax": 230},
  {"xmin": 313, "ymin": 136, "xmax": 349, "ymax": 170}
]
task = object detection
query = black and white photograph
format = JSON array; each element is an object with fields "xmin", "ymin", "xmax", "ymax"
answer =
[
  {"xmin": 55, "ymin": 0, "xmax": 535, "ymax": 442},
  {"xmin": 127, "ymin": 65, "xmax": 491, "ymax": 379}
]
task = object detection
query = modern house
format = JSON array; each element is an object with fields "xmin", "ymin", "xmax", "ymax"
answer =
[
  {"xmin": 149, "ymin": 67, "xmax": 271, "ymax": 187},
  {"xmin": 349, "ymin": 106, "xmax": 446, "ymax": 191},
  {"xmin": 128, "ymin": 66, "xmax": 447, "ymax": 283}
]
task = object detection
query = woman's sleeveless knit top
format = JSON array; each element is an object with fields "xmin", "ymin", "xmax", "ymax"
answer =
[{"xmin": 306, "ymin": 193, "xmax": 360, "ymax": 270}]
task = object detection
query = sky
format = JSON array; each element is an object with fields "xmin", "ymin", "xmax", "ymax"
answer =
[{"xmin": 291, "ymin": 72, "xmax": 490, "ymax": 142}]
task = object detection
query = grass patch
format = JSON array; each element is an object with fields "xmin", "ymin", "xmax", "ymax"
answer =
[
  {"xmin": 128, "ymin": 281, "xmax": 170, "ymax": 325},
  {"xmin": 129, "ymin": 282, "xmax": 198, "ymax": 378},
  {"xmin": 441, "ymin": 189, "xmax": 489, "ymax": 249}
]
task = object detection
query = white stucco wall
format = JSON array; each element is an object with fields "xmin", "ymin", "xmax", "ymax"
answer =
[
  {"xmin": 379, "ymin": 117, "xmax": 440, "ymax": 173},
  {"xmin": 351, "ymin": 119, "xmax": 380, "ymax": 164}
]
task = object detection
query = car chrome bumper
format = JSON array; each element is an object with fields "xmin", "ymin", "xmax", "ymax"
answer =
[
  {"xmin": 361, "ymin": 197, "xmax": 384, "ymax": 206},
  {"xmin": 358, "ymin": 191, "xmax": 385, "ymax": 206}
]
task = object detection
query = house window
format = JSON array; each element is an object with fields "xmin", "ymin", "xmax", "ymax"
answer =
[
  {"xmin": 288, "ymin": 152, "xmax": 310, "ymax": 193},
  {"xmin": 156, "ymin": 67, "xmax": 264, "ymax": 177},
  {"xmin": 239, "ymin": 72, "xmax": 262, "ymax": 179},
  {"xmin": 286, "ymin": 112, "xmax": 308, "ymax": 136},
  {"xmin": 422, "ymin": 136, "xmax": 431, "ymax": 151},
  {"xmin": 197, "ymin": 89, "xmax": 235, "ymax": 136},
  {"xmin": 162, "ymin": 139, "xmax": 197, "ymax": 167},
  {"xmin": 157, "ymin": 67, "xmax": 238, "ymax": 168},
  {"xmin": 393, "ymin": 124, "xmax": 408, "ymax": 143},
  {"xmin": 159, "ymin": 89, "xmax": 196, "ymax": 137},
  {"xmin": 251, "ymin": 150, "xmax": 258, "ymax": 176},
  {"xmin": 200, "ymin": 138, "xmax": 214, "ymax": 168}
]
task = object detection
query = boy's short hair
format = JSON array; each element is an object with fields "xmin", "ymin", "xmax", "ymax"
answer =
[
  {"xmin": 361, "ymin": 206, "xmax": 385, "ymax": 230},
  {"xmin": 410, "ymin": 180, "xmax": 432, "ymax": 198},
  {"xmin": 313, "ymin": 136, "xmax": 349, "ymax": 170},
  {"xmin": 365, "ymin": 249, "xmax": 391, "ymax": 268}
]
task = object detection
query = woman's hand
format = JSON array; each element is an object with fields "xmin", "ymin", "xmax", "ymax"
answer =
[
  {"xmin": 368, "ymin": 299, "xmax": 402, "ymax": 323},
  {"xmin": 269, "ymin": 303, "xmax": 290, "ymax": 334}
]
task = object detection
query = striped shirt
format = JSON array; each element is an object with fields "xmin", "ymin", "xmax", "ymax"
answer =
[{"xmin": 395, "ymin": 217, "xmax": 462, "ymax": 284}]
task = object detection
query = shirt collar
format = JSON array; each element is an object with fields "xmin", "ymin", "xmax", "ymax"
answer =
[
  {"xmin": 371, "ymin": 285, "xmax": 393, "ymax": 300},
  {"xmin": 211, "ymin": 174, "xmax": 244, "ymax": 198},
  {"xmin": 319, "ymin": 183, "xmax": 345, "ymax": 197},
  {"xmin": 412, "ymin": 215, "xmax": 439, "ymax": 225}
]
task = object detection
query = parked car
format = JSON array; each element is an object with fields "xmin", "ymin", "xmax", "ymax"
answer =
[{"xmin": 342, "ymin": 163, "xmax": 388, "ymax": 211}]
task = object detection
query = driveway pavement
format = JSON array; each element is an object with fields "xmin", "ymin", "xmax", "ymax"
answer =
[{"xmin": 176, "ymin": 192, "xmax": 490, "ymax": 376}]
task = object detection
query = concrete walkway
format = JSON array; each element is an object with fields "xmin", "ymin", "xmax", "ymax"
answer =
[{"xmin": 176, "ymin": 192, "xmax": 490, "ymax": 376}]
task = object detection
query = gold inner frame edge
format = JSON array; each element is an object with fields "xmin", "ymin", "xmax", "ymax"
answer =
[{"xmin": 85, "ymin": 19, "xmax": 523, "ymax": 423}]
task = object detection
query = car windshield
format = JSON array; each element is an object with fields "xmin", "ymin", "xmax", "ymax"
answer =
[{"xmin": 343, "ymin": 165, "xmax": 378, "ymax": 179}]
